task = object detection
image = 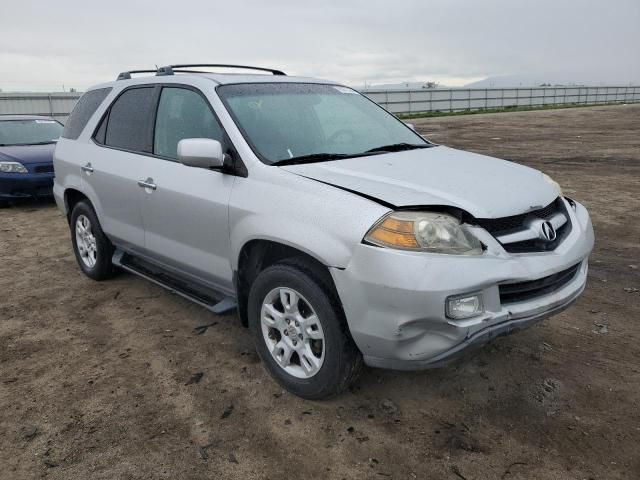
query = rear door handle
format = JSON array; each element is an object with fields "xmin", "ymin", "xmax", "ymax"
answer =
[
  {"xmin": 137, "ymin": 178, "xmax": 157, "ymax": 191},
  {"xmin": 81, "ymin": 163, "xmax": 94, "ymax": 174}
]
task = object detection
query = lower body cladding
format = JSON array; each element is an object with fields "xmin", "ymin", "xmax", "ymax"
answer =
[
  {"xmin": 331, "ymin": 201, "xmax": 594, "ymax": 370},
  {"xmin": 0, "ymin": 173, "xmax": 54, "ymax": 200}
]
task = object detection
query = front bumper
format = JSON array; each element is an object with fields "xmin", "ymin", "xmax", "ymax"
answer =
[
  {"xmin": 331, "ymin": 199, "xmax": 594, "ymax": 370},
  {"xmin": 0, "ymin": 172, "xmax": 54, "ymax": 199}
]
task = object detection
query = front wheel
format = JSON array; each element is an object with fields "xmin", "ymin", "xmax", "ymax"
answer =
[
  {"xmin": 248, "ymin": 260, "xmax": 362, "ymax": 399},
  {"xmin": 70, "ymin": 200, "xmax": 117, "ymax": 280}
]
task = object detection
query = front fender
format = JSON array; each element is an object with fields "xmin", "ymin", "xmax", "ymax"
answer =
[
  {"xmin": 230, "ymin": 213, "xmax": 354, "ymax": 269},
  {"xmin": 228, "ymin": 170, "xmax": 390, "ymax": 270}
]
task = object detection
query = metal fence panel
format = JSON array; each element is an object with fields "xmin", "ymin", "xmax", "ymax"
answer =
[
  {"xmin": 0, "ymin": 92, "xmax": 82, "ymax": 123},
  {"xmin": 362, "ymin": 85, "xmax": 640, "ymax": 114},
  {"xmin": 1, "ymin": 86, "xmax": 639, "ymax": 121}
]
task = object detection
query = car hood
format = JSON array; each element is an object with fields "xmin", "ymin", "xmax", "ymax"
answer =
[
  {"xmin": 280, "ymin": 146, "xmax": 559, "ymax": 218},
  {"xmin": 0, "ymin": 143, "xmax": 56, "ymax": 165}
]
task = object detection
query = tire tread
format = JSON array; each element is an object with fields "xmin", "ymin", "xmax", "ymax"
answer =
[
  {"xmin": 70, "ymin": 200, "xmax": 117, "ymax": 281},
  {"xmin": 278, "ymin": 258, "xmax": 363, "ymax": 397},
  {"xmin": 248, "ymin": 258, "xmax": 363, "ymax": 399}
]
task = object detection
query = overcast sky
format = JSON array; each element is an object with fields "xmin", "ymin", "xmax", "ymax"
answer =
[{"xmin": 1, "ymin": 0, "xmax": 638, "ymax": 91}]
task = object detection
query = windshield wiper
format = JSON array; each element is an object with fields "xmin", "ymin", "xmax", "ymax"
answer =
[
  {"xmin": 271, "ymin": 144, "xmax": 429, "ymax": 166},
  {"xmin": 272, "ymin": 153, "xmax": 358, "ymax": 166},
  {"xmin": 0, "ymin": 141, "xmax": 57, "ymax": 147},
  {"xmin": 365, "ymin": 142, "xmax": 434, "ymax": 153},
  {"xmin": 25, "ymin": 141, "xmax": 57, "ymax": 146}
]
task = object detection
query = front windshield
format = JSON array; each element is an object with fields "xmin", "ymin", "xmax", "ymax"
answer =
[
  {"xmin": 217, "ymin": 83, "xmax": 428, "ymax": 164},
  {"xmin": 0, "ymin": 119, "xmax": 64, "ymax": 146}
]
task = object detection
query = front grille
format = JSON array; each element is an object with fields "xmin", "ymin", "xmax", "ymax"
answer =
[
  {"xmin": 499, "ymin": 263, "xmax": 581, "ymax": 304},
  {"xmin": 473, "ymin": 197, "xmax": 571, "ymax": 253},
  {"xmin": 501, "ymin": 225, "xmax": 571, "ymax": 253},
  {"xmin": 34, "ymin": 164, "xmax": 54, "ymax": 173},
  {"xmin": 475, "ymin": 198, "xmax": 562, "ymax": 235}
]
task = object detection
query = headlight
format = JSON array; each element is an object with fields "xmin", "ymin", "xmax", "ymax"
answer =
[
  {"xmin": 542, "ymin": 173, "xmax": 562, "ymax": 195},
  {"xmin": 0, "ymin": 161, "xmax": 28, "ymax": 173},
  {"xmin": 364, "ymin": 211, "xmax": 483, "ymax": 255}
]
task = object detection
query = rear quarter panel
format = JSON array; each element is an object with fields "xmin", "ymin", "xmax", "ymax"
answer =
[{"xmin": 53, "ymin": 138, "xmax": 85, "ymax": 215}]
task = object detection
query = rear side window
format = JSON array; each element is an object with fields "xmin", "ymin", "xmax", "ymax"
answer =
[
  {"xmin": 62, "ymin": 88, "xmax": 112, "ymax": 140},
  {"xmin": 153, "ymin": 87, "xmax": 223, "ymax": 159},
  {"xmin": 105, "ymin": 87, "xmax": 156, "ymax": 153}
]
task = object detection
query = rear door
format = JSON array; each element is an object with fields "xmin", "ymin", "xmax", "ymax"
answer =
[
  {"xmin": 136, "ymin": 85, "xmax": 235, "ymax": 292},
  {"xmin": 84, "ymin": 86, "xmax": 157, "ymax": 250}
]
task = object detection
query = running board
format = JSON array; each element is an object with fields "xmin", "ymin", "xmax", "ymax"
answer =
[{"xmin": 112, "ymin": 249, "xmax": 237, "ymax": 315}]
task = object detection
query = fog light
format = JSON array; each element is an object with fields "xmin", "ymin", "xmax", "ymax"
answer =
[{"xmin": 446, "ymin": 293, "xmax": 484, "ymax": 319}]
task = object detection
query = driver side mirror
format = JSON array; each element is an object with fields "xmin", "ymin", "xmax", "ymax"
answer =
[
  {"xmin": 177, "ymin": 138, "xmax": 224, "ymax": 169},
  {"xmin": 404, "ymin": 122, "xmax": 416, "ymax": 131}
]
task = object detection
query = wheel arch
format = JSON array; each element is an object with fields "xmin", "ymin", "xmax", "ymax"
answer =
[
  {"xmin": 63, "ymin": 188, "xmax": 90, "ymax": 223},
  {"xmin": 234, "ymin": 239, "xmax": 342, "ymax": 327}
]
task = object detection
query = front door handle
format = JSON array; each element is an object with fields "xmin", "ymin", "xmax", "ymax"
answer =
[
  {"xmin": 81, "ymin": 163, "xmax": 94, "ymax": 174},
  {"xmin": 137, "ymin": 178, "xmax": 157, "ymax": 191}
]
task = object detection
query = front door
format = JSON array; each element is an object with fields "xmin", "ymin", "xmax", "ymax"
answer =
[{"xmin": 137, "ymin": 86, "xmax": 235, "ymax": 292}]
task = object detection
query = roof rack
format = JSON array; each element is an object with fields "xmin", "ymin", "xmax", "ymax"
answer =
[
  {"xmin": 116, "ymin": 70, "xmax": 159, "ymax": 81},
  {"xmin": 156, "ymin": 64, "xmax": 286, "ymax": 76}
]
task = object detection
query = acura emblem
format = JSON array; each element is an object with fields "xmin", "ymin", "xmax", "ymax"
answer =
[{"xmin": 540, "ymin": 221, "xmax": 556, "ymax": 241}]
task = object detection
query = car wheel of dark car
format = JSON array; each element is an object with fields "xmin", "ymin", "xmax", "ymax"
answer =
[
  {"xmin": 70, "ymin": 200, "xmax": 117, "ymax": 280},
  {"xmin": 248, "ymin": 259, "xmax": 363, "ymax": 399}
]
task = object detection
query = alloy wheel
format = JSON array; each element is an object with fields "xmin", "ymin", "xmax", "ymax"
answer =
[
  {"xmin": 260, "ymin": 287, "xmax": 325, "ymax": 378},
  {"xmin": 75, "ymin": 214, "xmax": 97, "ymax": 268}
]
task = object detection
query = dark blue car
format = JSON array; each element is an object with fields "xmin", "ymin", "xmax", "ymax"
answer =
[{"xmin": 0, "ymin": 115, "xmax": 64, "ymax": 206}]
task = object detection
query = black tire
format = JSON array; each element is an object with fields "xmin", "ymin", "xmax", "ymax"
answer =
[
  {"xmin": 248, "ymin": 259, "xmax": 363, "ymax": 399},
  {"xmin": 69, "ymin": 200, "xmax": 117, "ymax": 280}
]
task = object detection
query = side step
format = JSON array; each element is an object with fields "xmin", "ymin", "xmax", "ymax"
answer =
[{"xmin": 112, "ymin": 250, "xmax": 237, "ymax": 315}]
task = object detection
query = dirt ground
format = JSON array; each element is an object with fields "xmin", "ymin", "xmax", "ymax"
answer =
[{"xmin": 1, "ymin": 104, "xmax": 639, "ymax": 480}]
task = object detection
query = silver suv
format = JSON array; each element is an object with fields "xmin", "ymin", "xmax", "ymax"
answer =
[{"xmin": 54, "ymin": 64, "xmax": 594, "ymax": 398}]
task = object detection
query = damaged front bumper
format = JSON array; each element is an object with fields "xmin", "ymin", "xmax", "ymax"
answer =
[{"xmin": 331, "ymin": 200, "xmax": 594, "ymax": 370}]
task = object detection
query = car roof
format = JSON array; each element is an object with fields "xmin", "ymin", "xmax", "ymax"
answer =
[
  {"xmin": 90, "ymin": 72, "xmax": 341, "ymax": 91},
  {"xmin": 186, "ymin": 72, "xmax": 339, "ymax": 85},
  {"xmin": 0, "ymin": 114, "xmax": 58, "ymax": 121}
]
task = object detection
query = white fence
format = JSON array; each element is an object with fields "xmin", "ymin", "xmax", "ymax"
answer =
[
  {"xmin": 362, "ymin": 85, "xmax": 640, "ymax": 114},
  {"xmin": 0, "ymin": 92, "xmax": 81, "ymax": 122},
  {"xmin": 2, "ymin": 86, "xmax": 639, "ymax": 122}
]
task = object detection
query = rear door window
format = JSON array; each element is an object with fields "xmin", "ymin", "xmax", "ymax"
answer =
[
  {"xmin": 153, "ymin": 87, "xmax": 223, "ymax": 159},
  {"xmin": 105, "ymin": 87, "xmax": 156, "ymax": 153},
  {"xmin": 62, "ymin": 88, "xmax": 112, "ymax": 140}
]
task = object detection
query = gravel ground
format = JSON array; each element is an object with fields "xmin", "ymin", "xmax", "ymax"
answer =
[{"xmin": 1, "ymin": 104, "xmax": 639, "ymax": 479}]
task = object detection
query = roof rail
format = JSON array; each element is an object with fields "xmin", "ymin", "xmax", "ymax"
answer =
[
  {"xmin": 116, "ymin": 70, "xmax": 159, "ymax": 81},
  {"xmin": 156, "ymin": 64, "xmax": 286, "ymax": 77}
]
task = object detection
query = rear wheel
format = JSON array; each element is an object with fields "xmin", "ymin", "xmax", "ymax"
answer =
[
  {"xmin": 70, "ymin": 201, "xmax": 117, "ymax": 280},
  {"xmin": 248, "ymin": 260, "xmax": 362, "ymax": 399}
]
